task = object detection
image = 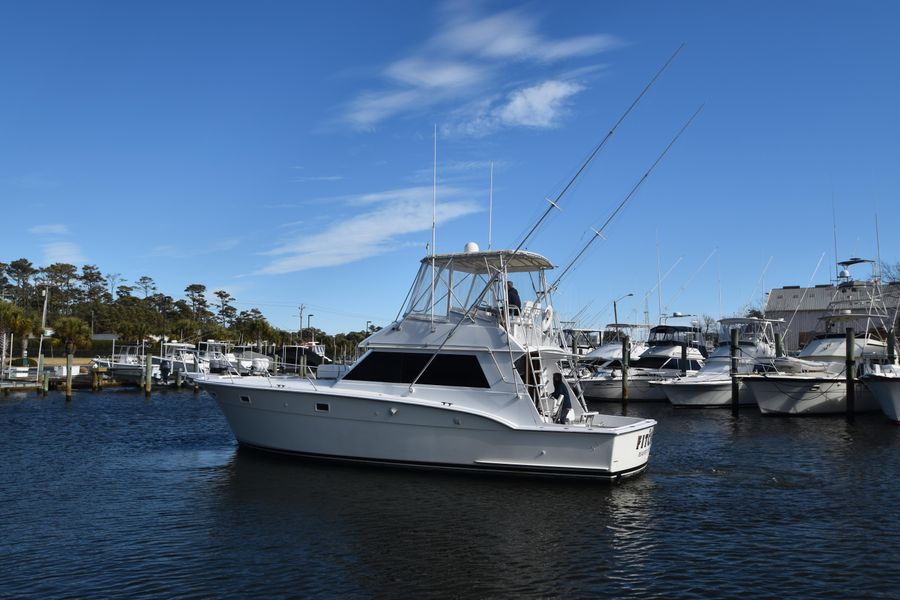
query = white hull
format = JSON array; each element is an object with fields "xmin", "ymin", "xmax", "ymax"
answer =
[
  {"xmin": 865, "ymin": 376, "xmax": 900, "ymax": 423},
  {"xmin": 743, "ymin": 375, "xmax": 879, "ymax": 415},
  {"xmin": 662, "ymin": 379, "xmax": 755, "ymax": 407},
  {"xmin": 580, "ymin": 376, "xmax": 670, "ymax": 401},
  {"xmin": 202, "ymin": 376, "xmax": 655, "ymax": 480}
]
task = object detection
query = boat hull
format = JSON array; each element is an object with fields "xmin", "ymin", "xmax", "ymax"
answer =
[
  {"xmin": 743, "ymin": 375, "xmax": 879, "ymax": 415},
  {"xmin": 865, "ymin": 376, "xmax": 900, "ymax": 422},
  {"xmin": 662, "ymin": 379, "xmax": 755, "ymax": 407},
  {"xmin": 201, "ymin": 378, "xmax": 655, "ymax": 480},
  {"xmin": 580, "ymin": 377, "xmax": 668, "ymax": 401}
]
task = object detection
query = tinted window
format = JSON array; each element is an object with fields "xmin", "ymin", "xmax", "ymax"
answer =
[{"xmin": 344, "ymin": 352, "xmax": 489, "ymax": 388}]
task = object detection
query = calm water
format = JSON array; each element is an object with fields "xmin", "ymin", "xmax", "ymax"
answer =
[{"xmin": 1, "ymin": 388, "xmax": 898, "ymax": 598}]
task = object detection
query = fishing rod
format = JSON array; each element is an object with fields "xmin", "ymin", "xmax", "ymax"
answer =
[
  {"xmin": 550, "ymin": 104, "xmax": 704, "ymax": 292},
  {"xmin": 584, "ymin": 256, "xmax": 683, "ymax": 329},
  {"xmin": 404, "ymin": 49, "xmax": 690, "ymax": 392},
  {"xmin": 667, "ymin": 247, "xmax": 718, "ymax": 307},
  {"xmin": 743, "ymin": 255, "xmax": 774, "ymax": 312},
  {"xmin": 511, "ymin": 44, "xmax": 684, "ymax": 255},
  {"xmin": 785, "ymin": 252, "xmax": 826, "ymax": 334}
]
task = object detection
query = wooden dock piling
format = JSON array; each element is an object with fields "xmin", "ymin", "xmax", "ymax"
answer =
[
  {"xmin": 65, "ymin": 354, "xmax": 74, "ymax": 401},
  {"xmin": 889, "ymin": 329, "xmax": 896, "ymax": 364},
  {"xmin": 731, "ymin": 327, "xmax": 739, "ymax": 416},
  {"xmin": 846, "ymin": 327, "xmax": 855, "ymax": 422},
  {"xmin": 144, "ymin": 354, "xmax": 152, "ymax": 397},
  {"xmin": 621, "ymin": 335, "xmax": 629, "ymax": 415}
]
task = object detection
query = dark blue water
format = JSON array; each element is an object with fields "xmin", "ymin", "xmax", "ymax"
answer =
[{"xmin": 1, "ymin": 389, "xmax": 898, "ymax": 598}]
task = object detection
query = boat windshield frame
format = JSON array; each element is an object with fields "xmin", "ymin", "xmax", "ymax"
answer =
[{"xmin": 404, "ymin": 250, "xmax": 553, "ymax": 321}]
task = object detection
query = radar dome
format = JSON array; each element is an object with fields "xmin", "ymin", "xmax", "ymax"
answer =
[{"xmin": 464, "ymin": 242, "xmax": 480, "ymax": 253}]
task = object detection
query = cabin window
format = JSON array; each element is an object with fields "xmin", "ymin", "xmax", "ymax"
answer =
[
  {"xmin": 315, "ymin": 402, "xmax": 329, "ymax": 412},
  {"xmin": 343, "ymin": 352, "xmax": 489, "ymax": 387}
]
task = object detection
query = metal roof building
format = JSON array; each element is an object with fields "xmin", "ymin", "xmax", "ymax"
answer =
[{"xmin": 763, "ymin": 281, "xmax": 900, "ymax": 351}]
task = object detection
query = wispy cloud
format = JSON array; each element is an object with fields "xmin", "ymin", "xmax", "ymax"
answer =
[
  {"xmin": 258, "ymin": 186, "xmax": 480, "ymax": 274},
  {"xmin": 445, "ymin": 79, "xmax": 585, "ymax": 137},
  {"xmin": 430, "ymin": 8, "xmax": 618, "ymax": 63},
  {"xmin": 42, "ymin": 242, "xmax": 86, "ymax": 265},
  {"xmin": 29, "ymin": 223, "xmax": 70, "ymax": 235},
  {"xmin": 340, "ymin": 3, "xmax": 620, "ymax": 132}
]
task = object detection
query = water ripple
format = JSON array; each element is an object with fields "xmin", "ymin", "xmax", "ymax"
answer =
[{"xmin": 1, "ymin": 392, "xmax": 898, "ymax": 597}]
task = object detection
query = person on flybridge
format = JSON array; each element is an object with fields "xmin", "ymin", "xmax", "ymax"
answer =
[{"xmin": 506, "ymin": 280, "xmax": 521, "ymax": 315}]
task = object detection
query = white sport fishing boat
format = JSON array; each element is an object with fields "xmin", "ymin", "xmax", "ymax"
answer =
[
  {"xmin": 579, "ymin": 320, "xmax": 706, "ymax": 401},
  {"xmin": 91, "ymin": 345, "xmax": 160, "ymax": 383},
  {"xmin": 660, "ymin": 317, "xmax": 780, "ymax": 407},
  {"xmin": 198, "ymin": 246, "xmax": 657, "ymax": 480},
  {"xmin": 863, "ymin": 362, "xmax": 900, "ymax": 422},
  {"xmin": 743, "ymin": 259, "xmax": 888, "ymax": 415}
]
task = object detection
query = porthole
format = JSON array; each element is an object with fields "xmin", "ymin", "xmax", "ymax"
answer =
[{"xmin": 316, "ymin": 402, "xmax": 329, "ymax": 412}]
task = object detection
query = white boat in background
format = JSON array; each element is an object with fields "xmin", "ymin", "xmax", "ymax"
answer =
[
  {"xmin": 580, "ymin": 323, "xmax": 650, "ymax": 365},
  {"xmin": 660, "ymin": 317, "xmax": 780, "ymax": 408},
  {"xmin": 579, "ymin": 321, "xmax": 706, "ymax": 401},
  {"xmin": 92, "ymin": 345, "xmax": 160, "ymax": 383},
  {"xmin": 154, "ymin": 342, "xmax": 208, "ymax": 382},
  {"xmin": 198, "ymin": 246, "xmax": 657, "ymax": 480},
  {"xmin": 863, "ymin": 363, "xmax": 900, "ymax": 422},
  {"xmin": 230, "ymin": 345, "xmax": 272, "ymax": 375},
  {"xmin": 744, "ymin": 259, "xmax": 888, "ymax": 415},
  {"xmin": 280, "ymin": 342, "xmax": 332, "ymax": 375},
  {"xmin": 197, "ymin": 341, "xmax": 233, "ymax": 373}
]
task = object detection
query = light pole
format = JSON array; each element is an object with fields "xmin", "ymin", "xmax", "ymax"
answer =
[
  {"xmin": 613, "ymin": 293, "xmax": 633, "ymax": 327},
  {"xmin": 366, "ymin": 320, "xmax": 372, "ymax": 334},
  {"xmin": 307, "ymin": 315, "xmax": 314, "ymax": 343}
]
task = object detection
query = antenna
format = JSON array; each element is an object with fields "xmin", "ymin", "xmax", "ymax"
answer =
[
  {"xmin": 745, "ymin": 255, "xmax": 773, "ymax": 310},
  {"xmin": 430, "ymin": 124, "xmax": 437, "ymax": 331},
  {"xmin": 488, "ymin": 161, "xmax": 493, "ymax": 250},
  {"xmin": 716, "ymin": 249, "xmax": 723, "ymax": 319},
  {"xmin": 785, "ymin": 252, "xmax": 826, "ymax": 334},
  {"xmin": 657, "ymin": 235, "xmax": 663, "ymax": 321},
  {"xmin": 831, "ymin": 193, "xmax": 839, "ymax": 280},
  {"xmin": 875, "ymin": 211, "xmax": 883, "ymax": 279},
  {"xmin": 668, "ymin": 247, "xmax": 718, "ymax": 306}
]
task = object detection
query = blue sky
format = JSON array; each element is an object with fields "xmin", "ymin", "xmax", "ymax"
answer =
[{"xmin": 3, "ymin": 1, "xmax": 899, "ymax": 334}]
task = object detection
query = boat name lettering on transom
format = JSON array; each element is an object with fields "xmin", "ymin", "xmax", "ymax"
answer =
[{"xmin": 635, "ymin": 431, "xmax": 653, "ymax": 450}]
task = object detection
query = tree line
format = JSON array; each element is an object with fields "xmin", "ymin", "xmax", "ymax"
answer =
[{"xmin": 0, "ymin": 258, "xmax": 373, "ymax": 363}]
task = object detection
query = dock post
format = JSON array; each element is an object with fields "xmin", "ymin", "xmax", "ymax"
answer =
[
  {"xmin": 681, "ymin": 343, "xmax": 688, "ymax": 376},
  {"xmin": 175, "ymin": 370, "xmax": 183, "ymax": 388},
  {"xmin": 91, "ymin": 369, "xmax": 98, "ymax": 391},
  {"xmin": 731, "ymin": 328, "xmax": 740, "ymax": 416},
  {"xmin": 42, "ymin": 372, "xmax": 50, "ymax": 395},
  {"xmin": 65, "ymin": 353, "xmax": 74, "ymax": 402},
  {"xmin": 144, "ymin": 354, "xmax": 153, "ymax": 397},
  {"xmin": 846, "ymin": 327, "xmax": 855, "ymax": 422},
  {"xmin": 889, "ymin": 329, "xmax": 896, "ymax": 365},
  {"xmin": 36, "ymin": 353, "xmax": 44, "ymax": 395},
  {"xmin": 621, "ymin": 335, "xmax": 630, "ymax": 415},
  {"xmin": 775, "ymin": 333, "xmax": 784, "ymax": 358}
]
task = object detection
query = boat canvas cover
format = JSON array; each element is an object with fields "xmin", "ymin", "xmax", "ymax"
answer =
[{"xmin": 425, "ymin": 250, "xmax": 554, "ymax": 274}]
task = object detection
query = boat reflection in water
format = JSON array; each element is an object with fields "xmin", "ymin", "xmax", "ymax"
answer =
[{"xmin": 199, "ymin": 245, "xmax": 656, "ymax": 480}]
